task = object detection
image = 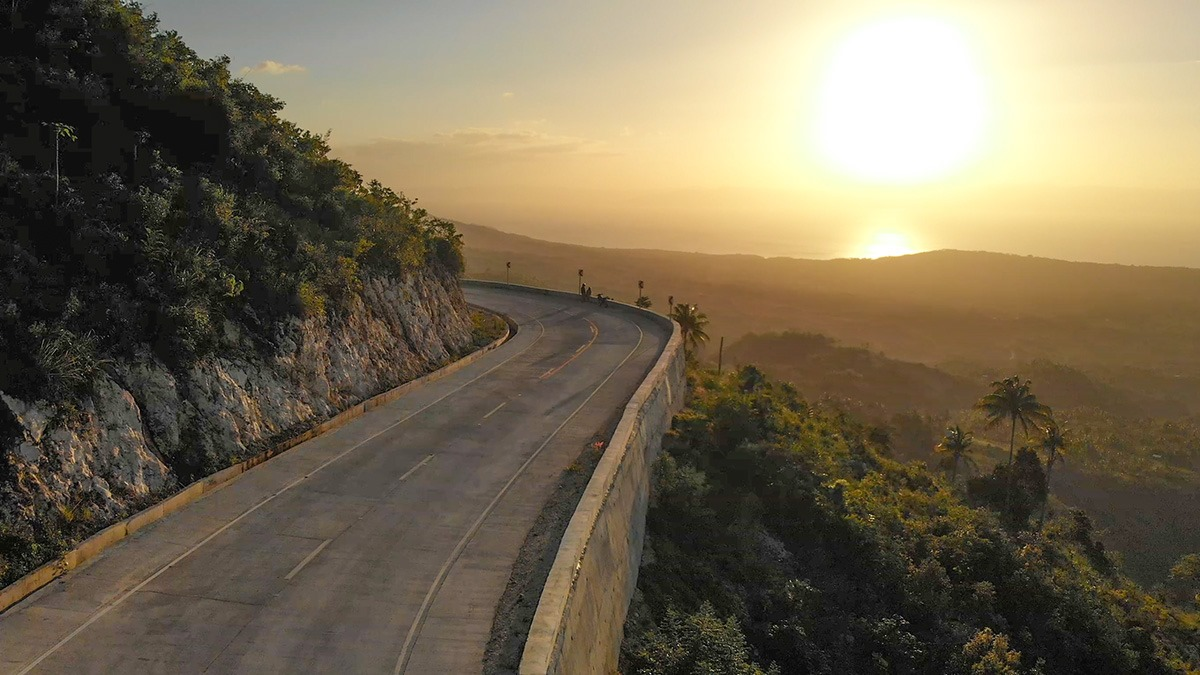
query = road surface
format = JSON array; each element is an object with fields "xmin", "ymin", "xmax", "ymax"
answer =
[{"xmin": 0, "ymin": 285, "xmax": 668, "ymax": 674}]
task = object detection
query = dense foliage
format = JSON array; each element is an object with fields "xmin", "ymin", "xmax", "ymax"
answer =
[
  {"xmin": 623, "ymin": 368, "xmax": 1199, "ymax": 674},
  {"xmin": 0, "ymin": 0, "xmax": 464, "ymax": 404},
  {"xmin": 721, "ymin": 330, "xmax": 1200, "ymax": 584}
]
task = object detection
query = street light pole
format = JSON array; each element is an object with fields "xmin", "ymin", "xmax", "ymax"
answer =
[{"xmin": 506, "ymin": 261, "xmax": 511, "ymax": 284}]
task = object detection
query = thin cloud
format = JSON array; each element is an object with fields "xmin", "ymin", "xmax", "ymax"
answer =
[
  {"xmin": 502, "ymin": 91, "xmax": 516, "ymax": 99},
  {"xmin": 239, "ymin": 60, "xmax": 307, "ymax": 76},
  {"xmin": 428, "ymin": 128, "xmax": 613, "ymax": 156},
  {"xmin": 336, "ymin": 127, "xmax": 620, "ymax": 172}
]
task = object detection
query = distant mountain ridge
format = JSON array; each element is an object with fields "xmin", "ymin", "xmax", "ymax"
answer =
[
  {"xmin": 460, "ymin": 221, "xmax": 1199, "ymax": 269},
  {"xmin": 461, "ymin": 222, "xmax": 1200, "ymax": 377}
]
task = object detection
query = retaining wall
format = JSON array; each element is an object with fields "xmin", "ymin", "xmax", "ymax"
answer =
[{"xmin": 463, "ymin": 280, "xmax": 687, "ymax": 675}]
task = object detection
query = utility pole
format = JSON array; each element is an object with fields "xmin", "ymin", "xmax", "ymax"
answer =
[
  {"xmin": 506, "ymin": 261, "xmax": 511, "ymax": 284},
  {"xmin": 717, "ymin": 336, "xmax": 725, "ymax": 374}
]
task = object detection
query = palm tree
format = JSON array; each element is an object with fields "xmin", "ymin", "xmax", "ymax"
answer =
[
  {"xmin": 976, "ymin": 375, "xmax": 1052, "ymax": 509},
  {"xmin": 669, "ymin": 303, "xmax": 709, "ymax": 358},
  {"xmin": 1037, "ymin": 421, "xmax": 1067, "ymax": 527},
  {"xmin": 935, "ymin": 425, "xmax": 975, "ymax": 483},
  {"xmin": 42, "ymin": 122, "xmax": 77, "ymax": 203},
  {"xmin": 976, "ymin": 376, "xmax": 1052, "ymax": 470}
]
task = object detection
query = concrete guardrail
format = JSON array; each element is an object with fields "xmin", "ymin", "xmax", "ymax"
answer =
[{"xmin": 463, "ymin": 280, "xmax": 687, "ymax": 675}]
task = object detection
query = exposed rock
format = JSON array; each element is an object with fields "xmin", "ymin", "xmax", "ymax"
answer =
[{"xmin": 0, "ymin": 270, "xmax": 471, "ymax": 530}]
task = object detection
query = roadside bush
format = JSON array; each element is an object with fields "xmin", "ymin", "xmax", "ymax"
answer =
[{"xmin": 469, "ymin": 310, "xmax": 507, "ymax": 349}]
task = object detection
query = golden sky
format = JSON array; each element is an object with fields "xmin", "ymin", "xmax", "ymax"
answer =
[{"xmin": 146, "ymin": 0, "xmax": 1200, "ymax": 265}]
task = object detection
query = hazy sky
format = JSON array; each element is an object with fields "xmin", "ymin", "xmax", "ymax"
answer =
[{"xmin": 142, "ymin": 1, "xmax": 1200, "ymax": 266}]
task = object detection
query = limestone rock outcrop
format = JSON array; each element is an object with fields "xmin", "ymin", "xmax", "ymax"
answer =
[{"xmin": 0, "ymin": 271, "xmax": 471, "ymax": 529}]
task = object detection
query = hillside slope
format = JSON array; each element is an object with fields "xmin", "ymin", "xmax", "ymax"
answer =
[
  {"xmin": 0, "ymin": 1, "xmax": 471, "ymax": 585},
  {"xmin": 722, "ymin": 331, "xmax": 1200, "ymax": 585},
  {"xmin": 622, "ymin": 369, "xmax": 1200, "ymax": 674}
]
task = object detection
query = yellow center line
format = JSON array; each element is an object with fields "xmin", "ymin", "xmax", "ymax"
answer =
[{"xmin": 539, "ymin": 318, "xmax": 599, "ymax": 381}]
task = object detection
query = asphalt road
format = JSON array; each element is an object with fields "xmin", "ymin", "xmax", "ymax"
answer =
[{"xmin": 0, "ymin": 286, "xmax": 668, "ymax": 674}]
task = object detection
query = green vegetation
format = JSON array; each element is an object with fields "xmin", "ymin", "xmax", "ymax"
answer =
[
  {"xmin": 718, "ymin": 330, "xmax": 1200, "ymax": 584},
  {"xmin": 468, "ymin": 310, "xmax": 507, "ymax": 349},
  {"xmin": 0, "ymin": 0, "xmax": 464, "ymax": 404},
  {"xmin": 623, "ymin": 368, "xmax": 1200, "ymax": 674}
]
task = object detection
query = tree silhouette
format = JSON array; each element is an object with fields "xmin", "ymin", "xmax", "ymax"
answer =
[
  {"xmin": 976, "ymin": 376, "xmax": 1052, "ymax": 469},
  {"xmin": 670, "ymin": 303, "xmax": 709, "ymax": 358},
  {"xmin": 43, "ymin": 122, "xmax": 77, "ymax": 203},
  {"xmin": 737, "ymin": 364, "xmax": 767, "ymax": 392},
  {"xmin": 1036, "ymin": 421, "xmax": 1067, "ymax": 528},
  {"xmin": 976, "ymin": 376, "xmax": 1052, "ymax": 508},
  {"xmin": 935, "ymin": 425, "xmax": 975, "ymax": 483}
]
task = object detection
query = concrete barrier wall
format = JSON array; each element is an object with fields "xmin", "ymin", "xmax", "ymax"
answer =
[
  {"xmin": 462, "ymin": 281, "xmax": 687, "ymax": 675},
  {"xmin": 0, "ymin": 311, "xmax": 512, "ymax": 615}
]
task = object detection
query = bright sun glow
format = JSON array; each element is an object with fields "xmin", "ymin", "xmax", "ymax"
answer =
[
  {"xmin": 861, "ymin": 232, "xmax": 916, "ymax": 259},
  {"xmin": 814, "ymin": 16, "xmax": 991, "ymax": 184}
]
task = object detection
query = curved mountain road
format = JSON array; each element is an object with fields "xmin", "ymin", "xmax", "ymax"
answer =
[{"xmin": 0, "ymin": 286, "xmax": 668, "ymax": 674}]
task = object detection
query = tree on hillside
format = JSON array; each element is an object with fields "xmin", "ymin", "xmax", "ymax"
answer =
[
  {"xmin": 670, "ymin": 303, "xmax": 709, "ymax": 359},
  {"xmin": 737, "ymin": 364, "xmax": 767, "ymax": 393},
  {"xmin": 967, "ymin": 448, "xmax": 1048, "ymax": 528},
  {"xmin": 949, "ymin": 628, "xmax": 1024, "ymax": 675},
  {"xmin": 42, "ymin": 122, "xmax": 76, "ymax": 203},
  {"xmin": 936, "ymin": 425, "xmax": 976, "ymax": 483},
  {"xmin": 976, "ymin": 376, "xmax": 1052, "ymax": 508},
  {"xmin": 1036, "ymin": 421, "xmax": 1067, "ymax": 528},
  {"xmin": 1168, "ymin": 553, "xmax": 1200, "ymax": 605}
]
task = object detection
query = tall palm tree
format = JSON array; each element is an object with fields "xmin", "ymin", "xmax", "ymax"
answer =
[
  {"xmin": 669, "ymin": 303, "xmax": 709, "ymax": 358},
  {"xmin": 42, "ymin": 122, "xmax": 77, "ymax": 203},
  {"xmin": 935, "ymin": 425, "xmax": 975, "ymax": 483},
  {"xmin": 976, "ymin": 375, "xmax": 1052, "ymax": 509},
  {"xmin": 976, "ymin": 376, "xmax": 1052, "ymax": 470},
  {"xmin": 1037, "ymin": 421, "xmax": 1067, "ymax": 527}
]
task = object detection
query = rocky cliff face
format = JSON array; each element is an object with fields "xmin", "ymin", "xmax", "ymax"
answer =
[{"xmin": 0, "ymin": 270, "xmax": 471, "ymax": 541}]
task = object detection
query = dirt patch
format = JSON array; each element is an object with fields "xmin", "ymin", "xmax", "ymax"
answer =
[{"xmin": 482, "ymin": 411, "xmax": 624, "ymax": 674}]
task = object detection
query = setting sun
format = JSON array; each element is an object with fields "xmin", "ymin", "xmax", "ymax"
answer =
[
  {"xmin": 814, "ymin": 16, "xmax": 992, "ymax": 184},
  {"xmin": 860, "ymin": 232, "xmax": 918, "ymax": 258}
]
